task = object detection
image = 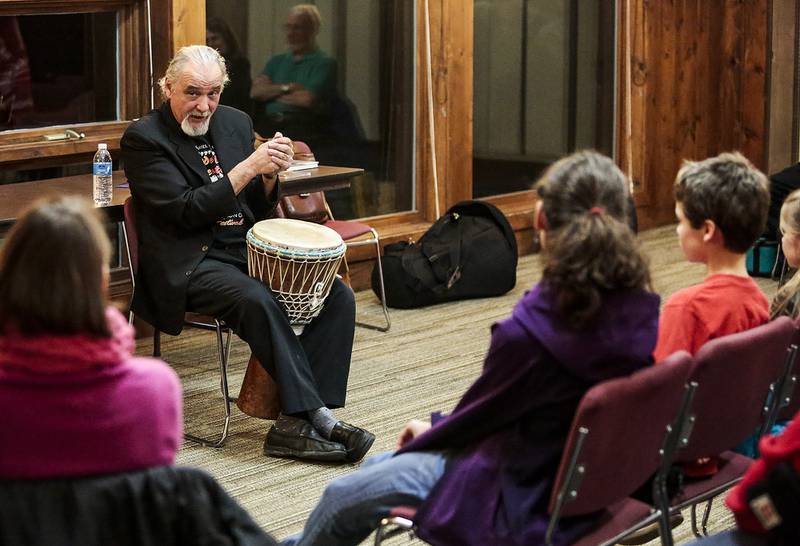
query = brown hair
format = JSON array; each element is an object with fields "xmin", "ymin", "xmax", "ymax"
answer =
[
  {"xmin": 674, "ymin": 151, "xmax": 770, "ymax": 253},
  {"xmin": 536, "ymin": 150, "xmax": 651, "ymax": 329},
  {"xmin": 771, "ymin": 189, "xmax": 800, "ymax": 319},
  {"xmin": 0, "ymin": 196, "xmax": 111, "ymax": 337}
]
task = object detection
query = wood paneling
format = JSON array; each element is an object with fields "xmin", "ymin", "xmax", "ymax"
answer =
[
  {"xmin": 767, "ymin": 0, "xmax": 798, "ymax": 172},
  {"xmin": 172, "ymin": 0, "xmax": 205, "ymax": 49},
  {"xmin": 415, "ymin": 0, "xmax": 473, "ymax": 221},
  {"xmin": 618, "ymin": 0, "xmax": 770, "ymax": 230}
]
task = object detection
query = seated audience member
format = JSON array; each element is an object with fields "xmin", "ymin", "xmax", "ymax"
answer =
[
  {"xmin": 250, "ymin": 4, "xmax": 336, "ymax": 143},
  {"xmin": 206, "ymin": 16, "xmax": 253, "ymax": 116},
  {"xmin": 654, "ymin": 152, "xmax": 770, "ymax": 362},
  {"xmin": 121, "ymin": 45, "xmax": 373, "ymax": 463},
  {"xmin": 732, "ymin": 188, "xmax": 800, "ymax": 458},
  {"xmin": 653, "ymin": 152, "xmax": 770, "ymax": 477},
  {"xmin": 685, "ymin": 411, "xmax": 800, "ymax": 546},
  {"xmin": 771, "ymin": 189, "xmax": 800, "ymax": 319},
  {"xmin": 281, "ymin": 151, "xmax": 660, "ymax": 546},
  {"xmin": 0, "ymin": 196, "xmax": 182, "ymax": 479},
  {"xmin": 764, "ymin": 162, "xmax": 800, "ymax": 242}
]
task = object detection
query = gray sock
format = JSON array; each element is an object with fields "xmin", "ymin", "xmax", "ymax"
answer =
[{"xmin": 308, "ymin": 407, "xmax": 338, "ymax": 439}]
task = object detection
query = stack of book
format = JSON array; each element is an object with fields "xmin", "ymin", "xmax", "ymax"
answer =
[{"xmin": 286, "ymin": 160, "xmax": 319, "ymax": 172}]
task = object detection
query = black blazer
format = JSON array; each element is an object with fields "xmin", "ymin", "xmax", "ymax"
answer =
[{"xmin": 121, "ymin": 103, "xmax": 279, "ymax": 334}]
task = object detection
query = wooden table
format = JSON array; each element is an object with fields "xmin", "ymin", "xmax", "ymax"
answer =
[{"xmin": 0, "ymin": 166, "xmax": 364, "ymax": 227}]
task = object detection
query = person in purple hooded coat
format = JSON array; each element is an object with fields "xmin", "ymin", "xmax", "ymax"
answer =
[{"xmin": 281, "ymin": 151, "xmax": 660, "ymax": 546}]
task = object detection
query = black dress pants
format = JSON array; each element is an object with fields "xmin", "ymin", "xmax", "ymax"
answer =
[{"xmin": 185, "ymin": 251, "xmax": 355, "ymax": 415}]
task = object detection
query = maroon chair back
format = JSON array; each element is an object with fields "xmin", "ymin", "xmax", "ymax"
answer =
[
  {"xmin": 123, "ymin": 197, "xmax": 139, "ymax": 274},
  {"xmin": 778, "ymin": 318, "xmax": 800, "ymax": 421},
  {"xmin": 293, "ymin": 140, "xmax": 313, "ymax": 156},
  {"xmin": 676, "ymin": 316, "xmax": 797, "ymax": 462},
  {"xmin": 550, "ymin": 352, "xmax": 694, "ymax": 516}
]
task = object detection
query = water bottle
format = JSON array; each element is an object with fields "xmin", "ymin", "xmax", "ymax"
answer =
[{"xmin": 93, "ymin": 143, "xmax": 113, "ymax": 207}]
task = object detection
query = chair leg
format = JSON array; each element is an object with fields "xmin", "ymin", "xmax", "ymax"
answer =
[
  {"xmin": 653, "ymin": 471, "xmax": 675, "ymax": 546},
  {"xmin": 121, "ymin": 221, "xmax": 135, "ymax": 328},
  {"xmin": 689, "ymin": 499, "xmax": 716, "ymax": 538},
  {"xmin": 700, "ymin": 498, "xmax": 714, "ymax": 536},
  {"xmin": 221, "ymin": 328, "xmax": 237, "ymax": 403},
  {"xmin": 690, "ymin": 504, "xmax": 702, "ymax": 538},
  {"xmin": 183, "ymin": 321, "xmax": 232, "ymax": 448},
  {"xmin": 354, "ymin": 229, "xmax": 391, "ymax": 332}
]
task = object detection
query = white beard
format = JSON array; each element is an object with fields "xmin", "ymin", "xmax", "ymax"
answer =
[{"xmin": 181, "ymin": 113, "xmax": 211, "ymax": 137}]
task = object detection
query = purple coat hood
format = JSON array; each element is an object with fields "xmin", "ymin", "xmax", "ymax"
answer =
[{"xmin": 400, "ymin": 283, "xmax": 660, "ymax": 546}]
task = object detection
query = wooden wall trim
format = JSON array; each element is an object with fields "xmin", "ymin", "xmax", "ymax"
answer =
[
  {"xmin": 171, "ymin": 0, "xmax": 204, "ymax": 50},
  {"xmin": 767, "ymin": 0, "xmax": 799, "ymax": 172},
  {"xmin": 415, "ymin": 0, "xmax": 473, "ymax": 222},
  {"xmin": 0, "ymin": 0, "xmax": 133, "ymax": 12}
]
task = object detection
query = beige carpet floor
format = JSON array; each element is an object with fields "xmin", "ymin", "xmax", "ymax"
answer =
[{"xmin": 132, "ymin": 224, "xmax": 780, "ymax": 545}]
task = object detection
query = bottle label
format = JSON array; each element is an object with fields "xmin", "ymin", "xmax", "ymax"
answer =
[{"xmin": 93, "ymin": 162, "xmax": 112, "ymax": 176}]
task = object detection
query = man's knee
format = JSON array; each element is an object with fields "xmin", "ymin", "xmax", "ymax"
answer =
[
  {"xmin": 327, "ymin": 280, "xmax": 355, "ymax": 316},
  {"xmin": 237, "ymin": 281, "xmax": 285, "ymax": 321}
]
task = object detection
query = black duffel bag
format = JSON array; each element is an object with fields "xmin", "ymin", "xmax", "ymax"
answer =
[{"xmin": 372, "ymin": 200, "xmax": 518, "ymax": 308}]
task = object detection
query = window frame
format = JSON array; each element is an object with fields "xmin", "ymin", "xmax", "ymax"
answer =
[{"xmin": 0, "ymin": 0, "xmax": 172, "ymax": 169}]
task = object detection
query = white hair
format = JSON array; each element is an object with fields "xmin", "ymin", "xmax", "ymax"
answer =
[{"xmin": 158, "ymin": 45, "xmax": 229, "ymax": 99}]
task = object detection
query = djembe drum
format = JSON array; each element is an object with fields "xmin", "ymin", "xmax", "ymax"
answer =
[{"xmin": 237, "ymin": 218, "xmax": 346, "ymax": 418}]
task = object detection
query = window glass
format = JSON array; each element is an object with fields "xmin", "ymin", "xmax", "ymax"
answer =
[
  {"xmin": 0, "ymin": 13, "xmax": 118, "ymax": 131},
  {"xmin": 205, "ymin": 0, "xmax": 415, "ymax": 219},
  {"xmin": 473, "ymin": 0, "xmax": 615, "ymax": 197}
]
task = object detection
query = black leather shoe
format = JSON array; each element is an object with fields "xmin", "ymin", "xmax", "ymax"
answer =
[
  {"xmin": 264, "ymin": 415, "xmax": 347, "ymax": 462},
  {"xmin": 330, "ymin": 422, "xmax": 375, "ymax": 462}
]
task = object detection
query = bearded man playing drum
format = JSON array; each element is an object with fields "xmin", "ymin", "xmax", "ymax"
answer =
[{"xmin": 121, "ymin": 45, "xmax": 373, "ymax": 463}]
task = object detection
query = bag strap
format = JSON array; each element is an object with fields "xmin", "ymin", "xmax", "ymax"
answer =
[
  {"xmin": 445, "ymin": 213, "xmax": 463, "ymax": 289},
  {"xmin": 430, "ymin": 213, "xmax": 463, "ymax": 294}
]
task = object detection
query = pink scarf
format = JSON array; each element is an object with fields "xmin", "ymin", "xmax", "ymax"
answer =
[{"xmin": 0, "ymin": 308, "xmax": 135, "ymax": 374}]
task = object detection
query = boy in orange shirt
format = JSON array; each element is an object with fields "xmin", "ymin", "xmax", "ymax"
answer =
[
  {"xmin": 654, "ymin": 152, "xmax": 770, "ymax": 479},
  {"xmin": 654, "ymin": 152, "xmax": 770, "ymax": 363}
]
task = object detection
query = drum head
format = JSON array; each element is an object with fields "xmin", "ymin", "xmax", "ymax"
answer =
[{"xmin": 251, "ymin": 218, "xmax": 343, "ymax": 250}]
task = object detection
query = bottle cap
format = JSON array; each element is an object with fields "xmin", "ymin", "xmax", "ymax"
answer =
[{"xmin": 98, "ymin": 143, "xmax": 108, "ymax": 150}]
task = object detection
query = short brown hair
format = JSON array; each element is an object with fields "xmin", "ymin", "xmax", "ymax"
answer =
[
  {"xmin": 674, "ymin": 152, "xmax": 769, "ymax": 253},
  {"xmin": 0, "ymin": 196, "xmax": 111, "ymax": 336}
]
